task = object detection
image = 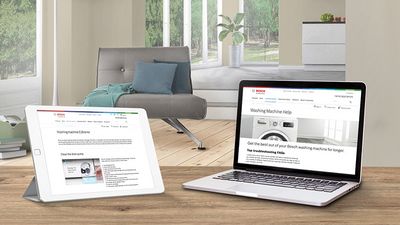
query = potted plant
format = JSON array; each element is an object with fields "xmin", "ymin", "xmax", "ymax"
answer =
[
  {"xmin": 320, "ymin": 13, "xmax": 334, "ymax": 22},
  {"xmin": 217, "ymin": 13, "xmax": 247, "ymax": 68}
]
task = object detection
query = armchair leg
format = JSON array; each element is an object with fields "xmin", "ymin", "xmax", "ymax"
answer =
[
  {"xmin": 162, "ymin": 118, "xmax": 184, "ymax": 133},
  {"xmin": 162, "ymin": 118, "xmax": 206, "ymax": 150}
]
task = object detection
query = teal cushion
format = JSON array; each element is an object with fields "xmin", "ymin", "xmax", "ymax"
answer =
[
  {"xmin": 154, "ymin": 59, "xmax": 192, "ymax": 94},
  {"xmin": 132, "ymin": 62, "xmax": 177, "ymax": 94}
]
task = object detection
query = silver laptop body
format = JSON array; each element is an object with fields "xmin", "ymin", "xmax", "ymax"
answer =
[{"xmin": 183, "ymin": 80, "xmax": 366, "ymax": 207}]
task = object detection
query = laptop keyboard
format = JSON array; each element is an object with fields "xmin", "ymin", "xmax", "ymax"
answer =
[{"xmin": 213, "ymin": 171, "xmax": 346, "ymax": 192}]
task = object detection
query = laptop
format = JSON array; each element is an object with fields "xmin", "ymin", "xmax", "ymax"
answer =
[{"xmin": 183, "ymin": 80, "xmax": 366, "ymax": 206}]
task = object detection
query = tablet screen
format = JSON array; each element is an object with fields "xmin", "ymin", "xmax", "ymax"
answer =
[{"xmin": 36, "ymin": 109, "xmax": 154, "ymax": 195}]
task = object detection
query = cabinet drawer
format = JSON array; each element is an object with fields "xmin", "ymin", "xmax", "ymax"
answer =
[
  {"xmin": 302, "ymin": 44, "xmax": 345, "ymax": 64},
  {"xmin": 302, "ymin": 24, "xmax": 345, "ymax": 44}
]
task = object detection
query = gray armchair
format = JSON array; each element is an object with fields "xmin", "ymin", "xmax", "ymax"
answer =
[{"xmin": 97, "ymin": 47, "xmax": 207, "ymax": 149}]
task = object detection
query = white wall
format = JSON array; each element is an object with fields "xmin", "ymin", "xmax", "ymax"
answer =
[
  {"xmin": 346, "ymin": 0, "xmax": 400, "ymax": 166},
  {"xmin": 71, "ymin": 0, "xmax": 93, "ymax": 106}
]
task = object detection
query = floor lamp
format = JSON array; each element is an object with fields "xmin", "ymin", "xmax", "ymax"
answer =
[{"xmin": 52, "ymin": 0, "xmax": 58, "ymax": 106}]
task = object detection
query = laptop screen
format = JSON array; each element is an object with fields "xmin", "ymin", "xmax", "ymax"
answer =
[{"xmin": 237, "ymin": 84, "xmax": 363, "ymax": 175}]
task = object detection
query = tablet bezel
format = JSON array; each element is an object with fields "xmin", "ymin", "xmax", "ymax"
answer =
[{"xmin": 25, "ymin": 105, "xmax": 164, "ymax": 202}]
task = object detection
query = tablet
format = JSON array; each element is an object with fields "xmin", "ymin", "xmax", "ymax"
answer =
[{"xmin": 24, "ymin": 105, "xmax": 164, "ymax": 202}]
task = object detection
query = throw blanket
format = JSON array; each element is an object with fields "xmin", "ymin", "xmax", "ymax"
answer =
[{"xmin": 83, "ymin": 83, "xmax": 134, "ymax": 107}]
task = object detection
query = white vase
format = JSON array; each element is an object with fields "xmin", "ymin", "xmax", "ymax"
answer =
[{"xmin": 229, "ymin": 45, "xmax": 241, "ymax": 68}]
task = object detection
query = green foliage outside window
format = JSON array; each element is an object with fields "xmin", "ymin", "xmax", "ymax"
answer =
[
  {"xmin": 244, "ymin": 0, "xmax": 279, "ymax": 62},
  {"xmin": 170, "ymin": 0, "xmax": 183, "ymax": 46},
  {"xmin": 145, "ymin": 0, "xmax": 162, "ymax": 47},
  {"xmin": 244, "ymin": 0, "xmax": 278, "ymax": 48},
  {"xmin": 191, "ymin": 0, "xmax": 201, "ymax": 59},
  {"xmin": 0, "ymin": 0, "xmax": 36, "ymax": 80}
]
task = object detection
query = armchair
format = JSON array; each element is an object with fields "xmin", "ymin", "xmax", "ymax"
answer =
[{"xmin": 96, "ymin": 47, "xmax": 207, "ymax": 149}]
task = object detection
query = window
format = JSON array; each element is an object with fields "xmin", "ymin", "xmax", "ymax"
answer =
[
  {"xmin": 0, "ymin": 0, "xmax": 37, "ymax": 80},
  {"xmin": 325, "ymin": 120, "xmax": 344, "ymax": 142},
  {"xmin": 328, "ymin": 120, "xmax": 336, "ymax": 140},
  {"xmin": 334, "ymin": 120, "xmax": 343, "ymax": 142},
  {"xmin": 240, "ymin": 0, "xmax": 279, "ymax": 64},
  {"xmin": 145, "ymin": 0, "xmax": 222, "ymax": 66},
  {"xmin": 0, "ymin": 0, "xmax": 41, "ymax": 117}
]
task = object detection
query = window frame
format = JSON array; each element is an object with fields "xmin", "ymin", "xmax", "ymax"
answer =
[{"xmin": 162, "ymin": 0, "xmax": 222, "ymax": 68}]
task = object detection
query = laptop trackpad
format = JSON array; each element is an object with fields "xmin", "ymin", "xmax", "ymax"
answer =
[{"xmin": 229, "ymin": 184, "xmax": 270, "ymax": 197}]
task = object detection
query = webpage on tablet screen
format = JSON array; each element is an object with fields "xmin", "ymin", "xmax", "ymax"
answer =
[{"xmin": 37, "ymin": 110, "xmax": 154, "ymax": 195}]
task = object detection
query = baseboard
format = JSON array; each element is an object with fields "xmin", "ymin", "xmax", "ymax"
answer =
[
  {"xmin": 304, "ymin": 64, "xmax": 345, "ymax": 72},
  {"xmin": 278, "ymin": 65, "xmax": 305, "ymax": 70},
  {"xmin": 279, "ymin": 64, "xmax": 345, "ymax": 72}
]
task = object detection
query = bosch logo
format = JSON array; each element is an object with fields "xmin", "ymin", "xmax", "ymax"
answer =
[{"xmin": 56, "ymin": 113, "xmax": 65, "ymax": 118}]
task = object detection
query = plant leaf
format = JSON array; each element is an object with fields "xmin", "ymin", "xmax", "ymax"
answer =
[
  {"xmin": 219, "ymin": 30, "xmax": 230, "ymax": 42},
  {"xmin": 235, "ymin": 25, "xmax": 244, "ymax": 31},
  {"xmin": 228, "ymin": 24, "xmax": 235, "ymax": 32},
  {"xmin": 232, "ymin": 31, "xmax": 244, "ymax": 45},
  {"xmin": 219, "ymin": 15, "xmax": 232, "ymax": 24},
  {"xmin": 216, "ymin": 23, "xmax": 230, "ymax": 30},
  {"xmin": 233, "ymin": 13, "xmax": 245, "ymax": 25}
]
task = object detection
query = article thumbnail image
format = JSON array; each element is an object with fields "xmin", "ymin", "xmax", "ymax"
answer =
[
  {"xmin": 240, "ymin": 115, "xmax": 358, "ymax": 147},
  {"xmin": 62, "ymin": 158, "xmax": 104, "ymax": 185}
]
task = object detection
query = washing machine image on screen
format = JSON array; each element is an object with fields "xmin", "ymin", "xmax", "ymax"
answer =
[{"xmin": 252, "ymin": 116, "xmax": 298, "ymax": 142}]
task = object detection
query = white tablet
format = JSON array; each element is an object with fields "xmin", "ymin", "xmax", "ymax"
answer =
[{"xmin": 24, "ymin": 105, "xmax": 164, "ymax": 202}]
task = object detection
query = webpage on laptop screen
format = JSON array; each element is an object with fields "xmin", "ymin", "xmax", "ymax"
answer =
[
  {"xmin": 238, "ymin": 87, "xmax": 362, "ymax": 175},
  {"xmin": 37, "ymin": 110, "xmax": 154, "ymax": 195}
]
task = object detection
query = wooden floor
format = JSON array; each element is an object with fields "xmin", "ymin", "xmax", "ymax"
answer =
[{"xmin": 0, "ymin": 119, "xmax": 236, "ymax": 167}]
